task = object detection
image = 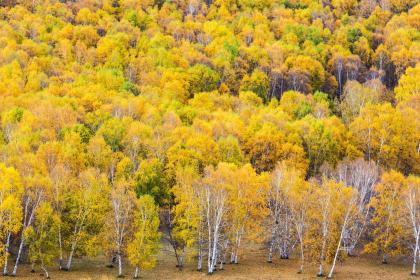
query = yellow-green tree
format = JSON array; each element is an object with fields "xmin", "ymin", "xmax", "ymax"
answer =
[
  {"xmin": 172, "ymin": 166, "xmax": 201, "ymax": 270},
  {"xmin": 365, "ymin": 170, "xmax": 407, "ymax": 264},
  {"xmin": 288, "ymin": 171, "xmax": 312, "ymax": 273},
  {"xmin": 226, "ymin": 164, "xmax": 269, "ymax": 265},
  {"xmin": 25, "ymin": 202, "xmax": 59, "ymax": 279},
  {"xmin": 350, "ymin": 103, "xmax": 419, "ymax": 174},
  {"xmin": 127, "ymin": 195, "xmax": 161, "ymax": 279},
  {"xmin": 402, "ymin": 175, "xmax": 420, "ymax": 275},
  {"xmin": 0, "ymin": 164, "xmax": 23, "ymax": 274},
  {"xmin": 64, "ymin": 169, "xmax": 110, "ymax": 271}
]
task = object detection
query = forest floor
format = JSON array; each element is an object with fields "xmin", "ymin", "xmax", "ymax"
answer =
[{"xmin": 9, "ymin": 246, "xmax": 415, "ymax": 280}]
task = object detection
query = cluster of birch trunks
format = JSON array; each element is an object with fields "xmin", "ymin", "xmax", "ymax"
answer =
[
  {"xmin": 166, "ymin": 158, "xmax": 420, "ymax": 278},
  {"xmin": 3, "ymin": 158, "xmax": 420, "ymax": 279}
]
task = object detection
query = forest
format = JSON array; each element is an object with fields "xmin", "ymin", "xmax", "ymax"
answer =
[{"xmin": 0, "ymin": 0, "xmax": 418, "ymax": 279}]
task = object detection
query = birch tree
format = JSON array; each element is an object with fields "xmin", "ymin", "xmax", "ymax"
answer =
[
  {"xmin": 25, "ymin": 202, "xmax": 59, "ymax": 279},
  {"xmin": 11, "ymin": 154, "xmax": 49, "ymax": 277},
  {"xmin": 327, "ymin": 181, "xmax": 357, "ymax": 279},
  {"xmin": 365, "ymin": 170, "xmax": 407, "ymax": 264},
  {"xmin": 402, "ymin": 175, "xmax": 420, "ymax": 275},
  {"xmin": 127, "ymin": 195, "xmax": 161, "ymax": 279},
  {"xmin": 311, "ymin": 179, "xmax": 334, "ymax": 277},
  {"xmin": 172, "ymin": 166, "xmax": 202, "ymax": 270},
  {"xmin": 201, "ymin": 164, "xmax": 230, "ymax": 274},
  {"xmin": 289, "ymin": 176, "xmax": 311, "ymax": 274},
  {"xmin": 108, "ymin": 177, "xmax": 135, "ymax": 278},
  {"xmin": 49, "ymin": 164, "xmax": 72, "ymax": 270},
  {"xmin": 267, "ymin": 162, "xmax": 296, "ymax": 263},
  {"xmin": 0, "ymin": 164, "xmax": 23, "ymax": 275},
  {"xmin": 64, "ymin": 168, "xmax": 109, "ymax": 271},
  {"xmin": 226, "ymin": 164, "xmax": 269, "ymax": 265},
  {"xmin": 331, "ymin": 159, "xmax": 378, "ymax": 255},
  {"xmin": 267, "ymin": 164, "xmax": 283, "ymax": 263}
]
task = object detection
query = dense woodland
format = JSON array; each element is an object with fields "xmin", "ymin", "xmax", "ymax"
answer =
[{"xmin": 0, "ymin": 0, "xmax": 418, "ymax": 279}]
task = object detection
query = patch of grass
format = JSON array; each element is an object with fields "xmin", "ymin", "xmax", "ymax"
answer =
[{"xmin": 10, "ymin": 248, "xmax": 415, "ymax": 280}]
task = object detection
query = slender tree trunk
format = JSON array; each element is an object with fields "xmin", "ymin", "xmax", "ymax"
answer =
[
  {"xmin": 268, "ymin": 222, "xmax": 278, "ymax": 263},
  {"xmin": 299, "ymin": 240, "xmax": 304, "ymax": 273},
  {"xmin": 207, "ymin": 232, "xmax": 212, "ymax": 274},
  {"xmin": 212, "ymin": 249, "xmax": 218, "ymax": 273},
  {"xmin": 318, "ymin": 263, "xmax": 324, "ymax": 277},
  {"xmin": 412, "ymin": 247, "xmax": 418, "ymax": 276},
  {"xmin": 166, "ymin": 208, "xmax": 183, "ymax": 270},
  {"xmin": 66, "ymin": 242, "xmax": 77, "ymax": 271},
  {"xmin": 281, "ymin": 215, "xmax": 290, "ymax": 259},
  {"xmin": 117, "ymin": 253, "xmax": 123, "ymax": 277},
  {"xmin": 41, "ymin": 265, "xmax": 50, "ymax": 279},
  {"xmin": 207, "ymin": 205, "xmax": 212, "ymax": 274},
  {"xmin": 210, "ymin": 230, "xmax": 219, "ymax": 273},
  {"xmin": 209, "ymin": 222, "xmax": 220, "ymax": 274},
  {"xmin": 418, "ymin": 244, "xmax": 420, "ymax": 269},
  {"xmin": 3, "ymin": 232, "xmax": 11, "ymax": 275},
  {"xmin": 219, "ymin": 255, "xmax": 224, "ymax": 270},
  {"xmin": 412, "ymin": 231, "xmax": 420, "ymax": 276},
  {"xmin": 233, "ymin": 251, "xmax": 238, "ymax": 264},
  {"xmin": 179, "ymin": 254, "xmax": 184, "ymax": 270},
  {"xmin": 318, "ymin": 237, "xmax": 327, "ymax": 277},
  {"xmin": 382, "ymin": 253, "xmax": 388, "ymax": 264},
  {"xmin": 13, "ymin": 198, "xmax": 32, "ymax": 275},
  {"xmin": 231, "ymin": 231, "xmax": 239, "ymax": 264},
  {"xmin": 268, "ymin": 238, "xmax": 274, "ymax": 263},
  {"xmin": 11, "ymin": 236, "xmax": 25, "ymax": 276},
  {"xmin": 134, "ymin": 266, "xmax": 140, "ymax": 279},
  {"xmin": 328, "ymin": 215, "xmax": 349, "ymax": 279},
  {"xmin": 347, "ymin": 244, "xmax": 356, "ymax": 257},
  {"xmin": 234, "ymin": 234, "xmax": 241, "ymax": 264},
  {"xmin": 281, "ymin": 240, "xmax": 289, "ymax": 259},
  {"xmin": 58, "ymin": 226, "xmax": 63, "ymax": 270},
  {"xmin": 13, "ymin": 192, "xmax": 42, "ymax": 276},
  {"xmin": 197, "ymin": 238, "xmax": 203, "ymax": 271}
]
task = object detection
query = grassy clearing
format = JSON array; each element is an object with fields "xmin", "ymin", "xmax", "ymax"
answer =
[{"xmin": 10, "ymin": 245, "xmax": 415, "ymax": 280}]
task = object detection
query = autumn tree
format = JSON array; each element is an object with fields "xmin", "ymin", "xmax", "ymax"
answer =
[
  {"xmin": 64, "ymin": 169, "xmax": 109, "ymax": 271},
  {"xmin": 25, "ymin": 202, "xmax": 59, "ymax": 279},
  {"xmin": 127, "ymin": 195, "xmax": 161, "ymax": 279},
  {"xmin": 402, "ymin": 175, "xmax": 420, "ymax": 275},
  {"xmin": 0, "ymin": 164, "xmax": 23, "ymax": 275},
  {"xmin": 327, "ymin": 159, "xmax": 379, "ymax": 256},
  {"xmin": 365, "ymin": 171, "xmax": 407, "ymax": 264},
  {"xmin": 172, "ymin": 166, "xmax": 201, "ymax": 270}
]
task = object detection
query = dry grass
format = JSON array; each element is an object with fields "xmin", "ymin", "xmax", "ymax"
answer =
[{"xmin": 10, "ymin": 247, "xmax": 416, "ymax": 280}]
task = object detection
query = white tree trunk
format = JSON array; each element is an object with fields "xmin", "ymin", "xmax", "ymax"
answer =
[
  {"xmin": 117, "ymin": 254, "xmax": 123, "ymax": 277},
  {"xmin": 58, "ymin": 227, "xmax": 63, "ymax": 270},
  {"xmin": 318, "ymin": 238, "xmax": 327, "ymax": 276},
  {"xmin": 3, "ymin": 232, "xmax": 11, "ymax": 275},
  {"xmin": 134, "ymin": 266, "xmax": 139, "ymax": 279},
  {"xmin": 41, "ymin": 265, "xmax": 49, "ymax": 279},
  {"xmin": 210, "ymin": 226, "xmax": 219, "ymax": 273},
  {"xmin": 328, "ymin": 214, "xmax": 349, "ymax": 278},
  {"xmin": 412, "ymin": 230, "xmax": 420, "ymax": 275},
  {"xmin": 268, "ymin": 238, "xmax": 274, "ymax": 263},
  {"xmin": 12, "ymin": 237, "xmax": 24, "ymax": 276},
  {"xmin": 66, "ymin": 241, "xmax": 77, "ymax": 271},
  {"xmin": 299, "ymin": 239, "xmax": 304, "ymax": 273},
  {"xmin": 234, "ymin": 233, "xmax": 242, "ymax": 264},
  {"xmin": 207, "ymin": 225, "xmax": 212, "ymax": 274},
  {"xmin": 197, "ymin": 238, "xmax": 203, "ymax": 271},
  {"xmin": 206, "ymin": 193, "xmax": 212, "ymax": 274},
  {"xmin": 13, "ymin": 194, "xmax": 42, "ymax": 276}
]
